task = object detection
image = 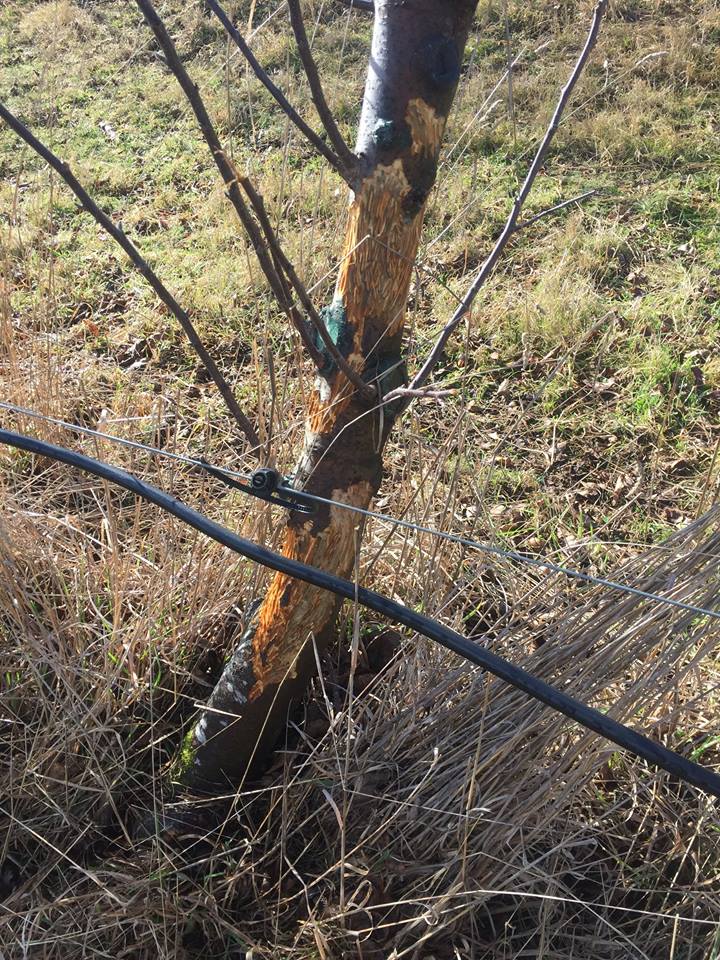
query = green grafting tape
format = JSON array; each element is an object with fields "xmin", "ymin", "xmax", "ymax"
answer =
[{"xmin": 315, "ymin": 300, "xmax": 353, "ymax": 373}]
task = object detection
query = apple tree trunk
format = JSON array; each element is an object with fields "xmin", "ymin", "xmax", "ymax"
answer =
[{"xmin": 178, "ymin": 0, "xmax": 479, "ymax": 792}]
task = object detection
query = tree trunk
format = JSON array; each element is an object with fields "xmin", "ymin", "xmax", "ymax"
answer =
[{"xmin": 178, "ymin": 0, "xmax": 479, "ymax": 792}]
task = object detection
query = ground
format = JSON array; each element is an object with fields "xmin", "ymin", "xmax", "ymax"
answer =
[{"xmin": 1, "ymin": 0, "xmax": 719, "ymax": 957}]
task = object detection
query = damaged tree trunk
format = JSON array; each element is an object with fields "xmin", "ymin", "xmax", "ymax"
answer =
[{"xmin": 178, "ymin": 0, "xmax": 479, "ymax": 791}]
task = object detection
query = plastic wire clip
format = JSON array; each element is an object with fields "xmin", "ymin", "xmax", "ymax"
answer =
[{"xmin": 199, "ymin": 461, "xmax": 314, "ymax": 515}]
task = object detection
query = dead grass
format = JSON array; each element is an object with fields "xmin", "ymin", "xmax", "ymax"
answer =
[{"xmin": 1, "ymin": 0, "xmax": 720, "ymax": 956}]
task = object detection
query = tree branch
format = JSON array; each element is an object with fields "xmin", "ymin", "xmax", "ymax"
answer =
[
  {"xmin": 404, "ymin": 0, "xmax": 609, "ymax": 396},
  {"xmin": 286, "ymin": 0, "xmax": 357, "ymax": 171},
  {"xmin": 515, "ymin": 188, "xmax": 599, "ymax": 232},
  {"xmin": 205, "ymin": 0, "xmax": 356, "ymax": 183},
  {"xmin": 239, "ymin": 179, "xmax": 377, "ymax": 401},
  {"xmin": 134, "ymin": 0, "xmax": 330, "ymax": 374},
  {"xmin": 134, "ymin": 0, "xmax": 374, "ymax": 401},
  {"xmin": 0, "ymin": 101, "xmax": 260, "ymax": 453}
]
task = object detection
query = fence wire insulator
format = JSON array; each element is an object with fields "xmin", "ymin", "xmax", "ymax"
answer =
[{"xmin": 198, "ymin": 459, "xmax": 314, "ymax": 514}]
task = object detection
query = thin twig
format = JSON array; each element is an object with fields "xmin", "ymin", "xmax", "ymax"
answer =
[
  {"xmin": 0, "ymin": 101, "xmax": 260, "ymax": 452},
  {"xmin": 134, "ymin": 0, "xmax": 327, "ymax": 373},
  {"xmin": 405, "ymin": 0, "xmax": 609, "ymax": 395},
  {"xmin": 390, "ymin": 387, "xmax": 456, "ymax": 399},
  {"xmin": 514, "ymin": 188, "xmax": 599, "ymax": 232},
  {"xmin": 239, "ymin": 178, "xmax": 377, "ymax": 401},
  {"xmin": 205, "ymin": 0, "xmax": 355, "ymax": 182},
  {"xmin": 286, "ymin": 0, "xmax": 356, "ymax": 171}
]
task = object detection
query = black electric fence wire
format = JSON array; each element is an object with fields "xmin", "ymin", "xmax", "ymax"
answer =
[
  {"xmin": 2, "ymin": 401, "xmax": 718, "ymax": 623},
  {"xmin": 1, "ymin": 427, "xmax": 719, "ymax": 799},
  {"xmin": 0, "ymin": 401, "xmax": 252, "ymax": 479}
]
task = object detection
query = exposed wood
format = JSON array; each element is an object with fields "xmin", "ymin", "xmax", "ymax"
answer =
[
  {"xmin": 239, "ymin": 177, "xmax": 377, "ymax": 400},
  {"xmin": 179, "ymin": 0, "xmax": 480, "ymax": 791}
]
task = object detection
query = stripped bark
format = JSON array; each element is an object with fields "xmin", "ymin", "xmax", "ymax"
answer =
[{"xmin": 178, "ymin": 0, "xmax": 479, "ymax": 791}]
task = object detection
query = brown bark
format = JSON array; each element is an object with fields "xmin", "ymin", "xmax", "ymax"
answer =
[{"xmin": 178, "ymin": 0, "xmax": 479, "ymax": 792}]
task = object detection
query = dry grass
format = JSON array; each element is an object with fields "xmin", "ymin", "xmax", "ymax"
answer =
[{"xmin": 1, "ymin": 0, "xmax": 720, "ymax": 956}]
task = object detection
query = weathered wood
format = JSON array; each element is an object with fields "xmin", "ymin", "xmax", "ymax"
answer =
[{"xmin": 178, "ymin": 0, "xmax": 479, "ymax": 791}]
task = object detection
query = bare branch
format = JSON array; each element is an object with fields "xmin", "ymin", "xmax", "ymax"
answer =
[
  {"xmin": 134, "ymin": 0, "xmax": 328, "ymax": 373},
  {"xmin": 0, "ymin": 101, "xmax": 260, "ymax": 453},
  {"xmin": 286, "ymin": 0, "xmax": 357, "ymax": 171},
  {"xmin": 335, "ymin": 0, "xmax": 374, "ymax": 11},
  {"xmin": 239, "ymin": 178, "xmax": 377, "ymax": 401},
  {"xmin": 135, "ymin": 0, "xmax": 374, "ymax": 401},
  {"xmin": 389, "ymin": 387, "xmax": 455, "ymax": 399},
  {"xmin": 205, "ymin": 0, "xmax": 356, "ymax": 183},
  {"xmin": 515, "ymin": 188, "xmax": 599, "ymax": 232},
  {"xmin": 406, "ymin": 0, "xmax": 609, "ymax": 395}
]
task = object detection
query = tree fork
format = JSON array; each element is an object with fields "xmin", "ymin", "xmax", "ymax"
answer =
[{"xmin": 178, "ymin": 0, "xmax": 479, "ymax": 792}]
